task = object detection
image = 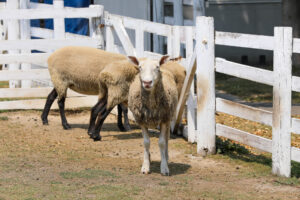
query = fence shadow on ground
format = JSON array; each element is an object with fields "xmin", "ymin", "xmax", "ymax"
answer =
[
  {"xmin": 216, "ymin": 137, "xmax": 300, "ymax": 178},
  {"xmin": 69, "ymin": 123, "xmax": 141, "ymax": 132},
  {"xmin": 149, "ymin": 161, "xmax": 191, "ymax": 176}
]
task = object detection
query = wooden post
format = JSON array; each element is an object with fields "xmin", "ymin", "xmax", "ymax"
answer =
[
  {"xmin": 172, "ymin": 26, "xmax": 181, "ymax": 57},
  {"xmin": 185, "ymin": 26, "xmax": 197, "ymax": 143},
  {"xmin": 89, "ymin": 5, "xmax": 104, "ymax": 49},
  {"xmin": 53, "ymin": 0, "xmax": 65, "ymax": 40},
  {"xmin": 7, "ymin": 0, "xmax": 20, "ymax": 88},
  {"xmin": 20, "ymin": 0, "xmax": 31, "ymax": 88},
  {"xmin": 135, "ymin": 21, "xmax": 144, "ymax": 58},
  {"xmin": 104, "ymin": 12, "xmax": 115, "ymax": 53},
  {"xmin": 153, "ymin": 0, "xmax": 164, "ymax": 54},
  {"xmin": 193, "ymin": 0, "xmax": 206, "ymax": 24},
  {"xmin": 196, "ymin": 17, "xmax": 216, "ymax": 156},
  {"xmin": 272, "ymin": 27, "xmax": 292, "ymax": 177}
]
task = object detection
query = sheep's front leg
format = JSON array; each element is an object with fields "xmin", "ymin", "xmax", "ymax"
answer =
[
  {"xmin": 141, "ymin": 126, "xmax": 151, "ymax": 174},
  {"xmin": 159, "ymin": 123, "xmax": 169, "ymax": 176}
]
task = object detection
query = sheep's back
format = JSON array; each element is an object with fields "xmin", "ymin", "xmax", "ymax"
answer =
[{"xmin": 128, "ymin": 69, "xmax": 178, "ymax": 128}]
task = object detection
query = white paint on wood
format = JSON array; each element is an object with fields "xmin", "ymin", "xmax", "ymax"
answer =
[
  {"xmin": 0, "ymin": 88, "xmax": 86, "ymax": 98},
  {"xmin": 135, "ymin": 21, "xmax": 145, "ymax": 57},
  {"xmin": 291, "ymin": 118, "xmax": 300, "ymax": 135},
  {"xmin": 216, "ymin": 124, "xmax": 272, "ymax": 153},
  {"xmin": 272, "ymin": 27, "xmax": 292, "ymax": 177},
  {"xmin": 291, "ymin": 75, "xmax": 300, "ymax": 93},
  {"xmin": 89, "ymin": 5, "xmax": 104, "ymax": 49},
  {"xmin": 215, "ymin": 31, "xmax": 274, "ymax": 51},
  {"xmin": 143, "ymin": 51, "xmax": 163, "ymax": 59},
  {"xmin": 196, "ymin": 17, "xmax": 216, "ymax": 156},
  {"xmin": 7, "ymin": 0, "xmax": 20, "ymax": 88},
  {"xmin": 0, "ymin": 53, "xmax": 49, "ymax": 66},
  {"xmin": 172, "ymin": 26, "xmax": 181, "ymax": 57},
  {"xmin": 216, "ymin": 58, "xmax": 274, "ymax": 86},
  {"xmin": 110, "ymin": 17, "xmax": 136, "ymax": 56},
  {"xmin": 20, "ymin": 0, "xmax": 31, "ymax": 88},
  {"xmin": 0, "ymin": 69, "xmax": 50, "ymax": 81},
  {"xmin": 167, "ymin": 27, "xmax": 173, "ymax": 56},
  {"xmin": 31, "ymin": 27, "xmax": 91, "ymax": 40},
  {"xmin": 0, "ymin": 6, "xmax": 104, "ymax": 20},
  {"xmin": 293, "ymin": 38, "xmax": 300, "ymax": 53},
  {"xmin": 216, "ymin": 98, "xmax": 272, "ymax": 126},
  {"xmin": 53, "ymin": 0, "xmax": 65, "ymax": 40},
  {"xmin": 0, "ymin": 39, "xmax": 100, "ymax": 51}
]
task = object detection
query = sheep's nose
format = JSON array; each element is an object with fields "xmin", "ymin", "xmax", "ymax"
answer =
[{"xmin": 143, "ymin": 80, "xmax": 152, "ymax": 85}]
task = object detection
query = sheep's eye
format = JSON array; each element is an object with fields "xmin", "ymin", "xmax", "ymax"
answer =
[{"xmin": 156, "ymin": 66, "xmax": 159, "ymax": 69}]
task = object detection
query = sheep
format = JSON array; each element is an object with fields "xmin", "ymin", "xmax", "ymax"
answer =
[
  {"xmin": 128, "ymin": 55, "xmax": 179, "ymax": 176},
  {"xmin": 41, "ymin": 46, "xmax": 136, "ymax": 138}
]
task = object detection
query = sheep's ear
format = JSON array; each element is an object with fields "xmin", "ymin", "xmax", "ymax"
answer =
[
  {"xmin": 170, "ymin": 56, "xmax": 182, "ymax": 62},
  {"xmin": 128, "ymin": 56, "xmax": 139, "ymax": 66},
  {"xmin": 159, "ymin": 55, "xmax": 170, "ymax": 66}
]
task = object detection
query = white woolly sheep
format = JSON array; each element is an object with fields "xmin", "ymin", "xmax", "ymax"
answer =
[
  {"xmin": 41, "ymin": 46, "xmax": 137, "ymax": 140},
  {"xmin": 128, "ymin": 55, "xmax": 179, "ymax": 176}
]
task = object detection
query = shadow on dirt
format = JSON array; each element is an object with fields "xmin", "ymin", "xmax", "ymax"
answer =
[
  {"xmin": 149, "ymin": 161, "xmax": 191, "ymax": 176},
  {"xmin": 217, "ymin": 137, "xmax": 300, "ymax": 178}
]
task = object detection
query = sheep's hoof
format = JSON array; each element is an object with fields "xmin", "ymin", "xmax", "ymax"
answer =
[
  {"xmin": 62, "ymin": 123, "xmax": 71, "ymax": 130},
  {"xmin": 124, "ymin": 124, "xmax": 131, "ymax": 131},
  {"xmin": 42, "ymin": 120, "xmax": 48, "ymax": 125},
  {"xmin": 141, "ymin": 167, "xmax": 150, "ymax": 175},
  {"xmin": 90, "ymin": 133, "xmax": 102, "ymax": 141},
  {"xmin": 118, "ymin": 124, "xmax": 126, "ymax": 132}
]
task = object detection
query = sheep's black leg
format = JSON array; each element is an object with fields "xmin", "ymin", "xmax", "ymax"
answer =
[
  {"xmin": 58, "ymin": 97, "xmax": 71, "ymax": 130},
  {"xmin": 90, "ymin": 105, "xmax": 113, "ymax": 141},
  {"xmin": 117, "ymin": 104, "xmax": 126, "ymax": 132},
  {"xmin": 88, "ymin": 98, "xmax": 107, "ymax": 135},
  {"xmin": 121, "ymin": 104, "xmax": 131, "ymax": 131},
  {"xmin": 41, "ymin": 88, "xmax": 58, "ymax": 125}
]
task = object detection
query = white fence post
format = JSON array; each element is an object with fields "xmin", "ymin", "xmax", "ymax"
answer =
[
  {"xmin": 20, "ymin": 0, "xmax": 31, "ymax": 88},
  {"xmin": 135, "ymin": 21, "xmax": 144, "ymax": 58},
  {"xmin": 7, "ymin": 0, "xmax": 20, "ymax": 88},
  {"xmin": 53, "ymin": 0, "xmax": 65, "ymax": 40},
  {"xmin": 272, "ymin": 27, "xmax": 293, "ymax": 177},
  {"xmin": 89, "ymin": 5, "xmax": 104, "ymax": 49},
  {"xmin": 172, "ymin": 26, "xmax": 181, "ymax": 57},
  {"xmin": 196, "ymin": 16, "xmax": 216, "ymax": 156},
  {"xmin": 185, "ymin": 26, "xmax": 197, "ymax": 143}
]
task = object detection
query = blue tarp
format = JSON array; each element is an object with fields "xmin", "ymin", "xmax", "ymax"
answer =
[{"xmin": 0, "ymin": 0, "xmax": 90, "ymax": 35}]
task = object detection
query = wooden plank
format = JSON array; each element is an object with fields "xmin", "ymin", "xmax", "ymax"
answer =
[
  {"xmin": 143, "ymin": 51, "xmax": 162, "ymax": 59},
  {"xmin": 291, "ymin": 147, "xmax": 300, "ymax": 163},
  {"xmin": 293, "ymin": 38, "xmax": 300, "ymax": 54},
  {"xmin": 0, "ymin": 6, "xmax": 104, "ymax": 20},
  {"xmin": 216, "ymin": 124, "xmax": 272, "ymax": 153},
  {"xmin": 89, "ymin": 5, "xmax": 104, "ymax": 49},
  {"xmin": 0, "ymin": 53, "xmax": 49, "ymax": 66},
  {"xmin": 215, "ymin": 57, "xmax": 274, "ymax": 86},
  {"xmin": 292, "ymin": 75, "xmax": 300, "ymax": 93},
  {"xmin": 216, "ymin": 98, "xmax": 273, "ymax": 126},
  {"xmin": 215, "ymin": 31, "xmax": 274, "ymax": 51},
  {"xmin": 0, "ymin": 39, "xmax": 100, "ymax": 51},
  {"xmin": 31, "ymin": 27, "xmax": 91, "ymax": 40},
  {"xmin": 110, "ymin": 17, "xmax": 136, "ymax": 56},
  {"xmin": 196, "ymin": 17, "xmax": 216, "ymax": 156},
  {"xmin": 7, "ymin": 0, "xmax": 20, "ymax": 88},
  {"xmin": 291, "ymin": 118, "xmax": 300, "ymax": 135},
  {"xmin": 185, "ymin": 26, "xmax": 196, "ymax": 143},
  {"xmin": 20, "ymin": 0, "xmax": 32, "ymax": 88},
  {"xmin": 0, "ymin": 96, "xmax": 98, "ymax": 110},
  {"xmin": 0, "ymin": 69, "xmax": 50, "ymax": 81},
  {"xmin": 173, "ymin": 26, "xmax": 181, "ymax": 57},
  {"xmin": 53, "ymin": 0, "xmax": 65, "ymax": 40},
  {"xmin": 0, "ymin": 88, "xmax": 86, "ymax": 98},
  {"xmin": 172, "ymin": 50, "xmax": 196, "ymax": 134},
  {"xmin": 135, "ymin": 21, "xmax": 144, "ymax": 57},
  {"xmin": 272, "ymin": 27, "xmax": 292, "ymax": 177}
]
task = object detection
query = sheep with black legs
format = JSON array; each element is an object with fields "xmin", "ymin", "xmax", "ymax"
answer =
[
  {"xmin": 41, "ymin": 46, "xmax": 137, "ymax": 139},
  {"xmin": 128, "ymin": 55, "xmax": 179, "ymax": 176}
]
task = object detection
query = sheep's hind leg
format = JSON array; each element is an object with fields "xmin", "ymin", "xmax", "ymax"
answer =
[
  {"xmin": 90, "ymin": 105, "xmax": 113, "ymax": 141},
  {"xmin": 88, "ymin": 98, "xmax": 107, "ymax": 135},
  {"xmin": 58, "ymin": 97, "xmax": 71, "ymax": 130},
  {"xmin": 41, "ymin": 88, "xmax": 58, "ymax": 125},
  {"xmin": 141, "ymin": 126, "xmax": 151, "ymax": 174},
  {"xmin": 159, "ymin": 123, "xmax": 170, "ymax": 176},
  {"xmin": 117, "ymin": 104, "xmax": 131, "ymax": 132}
]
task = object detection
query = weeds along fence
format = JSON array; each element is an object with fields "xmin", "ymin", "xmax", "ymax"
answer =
[{"xmin": 0, "ymin": 1, "xmax": 299, "ymax": 178}]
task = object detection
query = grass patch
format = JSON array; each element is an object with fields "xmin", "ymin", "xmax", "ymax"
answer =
[
  {"xmin": 0, "ymin": 81, "xmax": 8, "ymax": 88},
  {"xmin": 0, "ymin": 116, "xmax": 8, "ymax": 121},
  {"xmin": 274, "ymin": 176, "xmax": 300, "ymax": 186},
  {"xmin": 60, "ymin": 169, "xmax": 117, "ymax": 180}
]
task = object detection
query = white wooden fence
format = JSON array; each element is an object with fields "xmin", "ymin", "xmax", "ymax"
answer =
[{"xmin": 0, "ymin": 1, "xmax": 299, "ymax": 178}]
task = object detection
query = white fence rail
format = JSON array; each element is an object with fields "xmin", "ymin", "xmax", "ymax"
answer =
[{"xmin": 0, "ymin": 1, "xmax": 299, "ymax": 178}]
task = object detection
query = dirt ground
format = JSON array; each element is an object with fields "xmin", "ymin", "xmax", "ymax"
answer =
[{"xmin": 0, "ymin": 110, "xmax": 299, "ymax": 200}]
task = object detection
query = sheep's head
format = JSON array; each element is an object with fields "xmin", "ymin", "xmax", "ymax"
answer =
[{"xmin": 128, "ymin": 55, "xmax": 169, "ymax": 91}]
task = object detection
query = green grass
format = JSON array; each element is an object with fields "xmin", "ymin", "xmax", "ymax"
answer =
[
  {"xmin": 0, "ymin": 81, "xmax": 8, "ymax": 88},
  {"xmin": 0, "ymin": 116, "xmax": 8, "ymax": 121}
]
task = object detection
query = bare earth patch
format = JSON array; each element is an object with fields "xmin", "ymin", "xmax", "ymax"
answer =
[{"xmin": 0, "ymin": 110, "xmax": 299, "ymax": 200}]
